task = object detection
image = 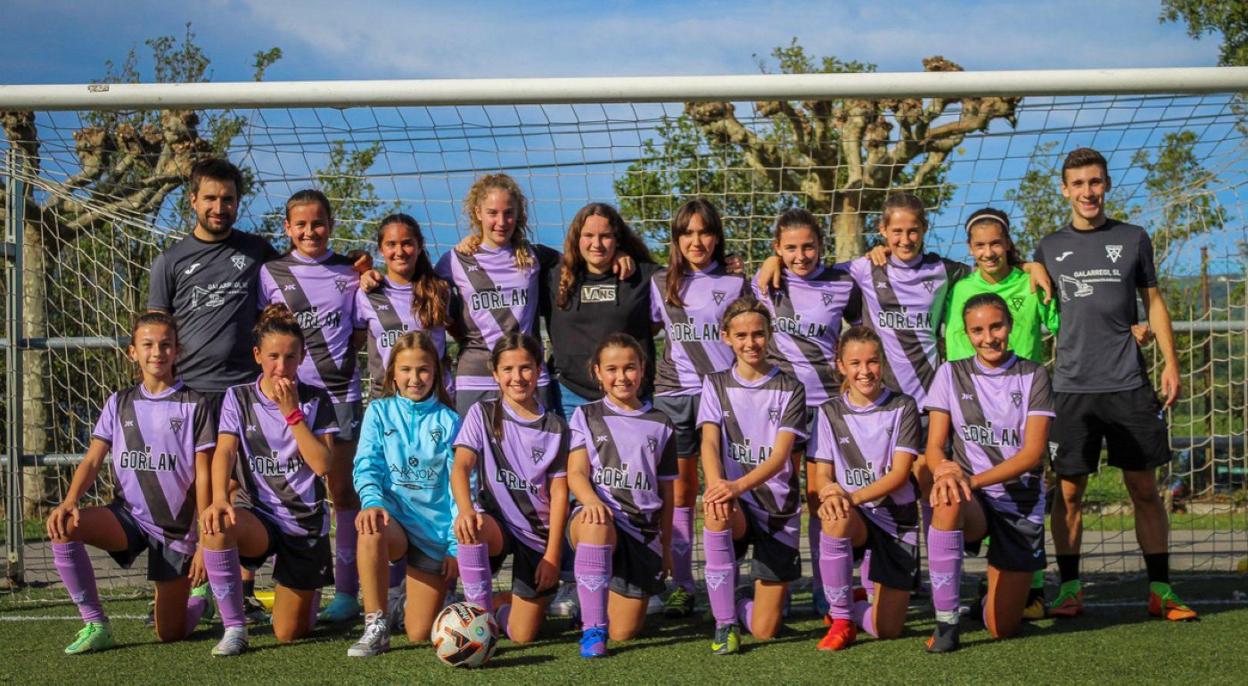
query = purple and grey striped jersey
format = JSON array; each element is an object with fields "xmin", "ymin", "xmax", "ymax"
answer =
[
  {"xmin": 924, "ymin": 355, "xmax": 1055, "ymax": 523},
  {"xmin": 848, "ymin": 254, "xmax": 970, "ymax": 408},
  {"xmin": 649, "ymin": 263, "xmax": 746, "ymax": 395},
  {"xmin": 753, "ymin": 263, "xmax": 860, "ymax": 407},
  {"xmin": 569, "ymin": 398, "xmax": 677, "ymax": 552},
  {"xmin": 219, "ymin": 378, "xmax": 340, "ymax": 538},
  {"xmin": 454, "ymin": 399, "xmax": 569, "ymax": 553},
  {"xmin": 259, "ymin": 251, "xmax": 362, "ymax": 402},
  {"xmin": 808, "ymin": 389, "xmax": 922, "ymax": 544},
  {"xmin": 435, "ymin": 244, "xmax": 554, "ymax": 392},
  {"xmin": 697, "ymin": 367, "xmax": 807, "ymax": 547},
  {"xmin": 91, "ymin": 382, "xmax": 217, "ymax": 555},
  {"xmin": 352, "ymin": 276, "xmax": 448, "ymax": 392}
]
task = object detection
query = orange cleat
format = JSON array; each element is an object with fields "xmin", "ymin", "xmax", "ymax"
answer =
[
  {"xmin": 817, "ymin": 618, "xmax": 857, "ymax": 651},
  {"xmin": 1148, "ymin": 583, "xmax": 1198, "ymax": 622}
]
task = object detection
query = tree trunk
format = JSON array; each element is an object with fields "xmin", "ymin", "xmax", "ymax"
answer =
[
  {"xmin": 833, "ymin": 191, "xmax": 866, "ymax": 262},
  {"xmin": 20, "ymin": 216, "xmax": 48, "ymax": 518}
]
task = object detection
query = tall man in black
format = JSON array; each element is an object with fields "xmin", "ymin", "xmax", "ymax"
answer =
[{"xmin": 1034, "ymin": 147, "xmax": 1195, "ymax": 621}]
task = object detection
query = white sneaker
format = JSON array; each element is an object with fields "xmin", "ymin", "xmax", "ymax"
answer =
[
  {"xmin": 549, "ymin": 582, "xmax": 579, "ymax": 618},
  {"xmin": 211, "ymin": 626, "xmax": 249, "ymax": 657},
  {"xmin": 348, "ymin": 612, "xmax": 390, "ymax": 657},
  {"xmin": 386, "ymin": 585, "xmax": 406, "ymax": 634},
  {"xmin": 646, "ymin": 594, "xmax": 664, "ymax": 616}
]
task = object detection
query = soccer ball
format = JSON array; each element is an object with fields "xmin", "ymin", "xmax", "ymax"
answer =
[{"xmin": 432, "ymin": 602, "xmax": 499, "ymax": 668}]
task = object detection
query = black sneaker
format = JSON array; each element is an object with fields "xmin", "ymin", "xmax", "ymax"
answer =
[
  {"xmin": 243, "ymin": 596, "xmax": 270, "ymax": 626},
  {"xmin": 926, "ymin": 620, "xmax": 960, "ymax": 653}
]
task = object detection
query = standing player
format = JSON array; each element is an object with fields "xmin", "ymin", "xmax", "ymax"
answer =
[
  {"xmin": 808, "ymin": 326, "xmax": 922, "ymax": 651},
  {"xmin": 200, "ymin": 305, "xmax": 339, "ymax": 656},
  {"xmin": 47, "ymin": 313, "xmax": 216, "ymax": 653},
  {"xmin": 566, "ymin": 333, "xmax": 677, "ymax": 657},
  {"xmin": 752, "ymin": 208, "xmax": 860, "ymax": 616},
  {"xmin": 451, "ymin": 334, "xmax": 570, "ymax": 644},
  {"xmin": 650, "ymin": 198, "xmax": 747, "ymax": 618},
  {"xmin": 259, "ymin": 190, "xmax": 364, "ymax": 624},
  {"xmin": 698, "ymin": 298, "xmax": 806, "ymax": 654},
  {"xmin": 1034, "ymin": 147, "xmax": 1194, "ymax": 621},
  {"xmin": 924, "ymin": 294, "xmax": 1054, "ymax": 651}
]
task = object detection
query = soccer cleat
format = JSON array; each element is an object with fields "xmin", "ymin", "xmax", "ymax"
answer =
[
  {"xmin": 386, "ymin": 584, "xmax": 407, "ymax": 634},
  {"xmin": 1047, "ymin": 580, "xmax": 1084, "ymax": 618},
  {"xmin": 710, "ymin": 623, "xmax": 740, "ymax": 655},
  {"xmin": 1148, "ymin": 583, "xmax": 1198, "ymax": 622},
  {"xmin": 812, "ymin": 586, "xmax": 830, "ymax": 617},
  {"xmin": 64, "ymin": 621, "xmax": 115, "ymax": 655},
  {"xmin": 579, "ymin": 626, "xmax": 608, "ymax": 658},
  {"xmin": 664, "ymin": 587, "xmax": 695, "ymax": 618},
  {"xmin": 817, "ymin": 618, "xmax": 857, "ymax": 651},
  {"xmin": 191, "ymin": 583, "xmax": 216, "ymax": 625},
  {"xmin": 144, "ymin": 599, "xmax": 156, "ymax": 627},
  {"xmin": 646, "ymin": 594, "xmax": 664, "ymax": 616},
  {"xmin": 1022, "ymin": 587, "xmax": 1047, "ymax": 621},
  {"xmin": 970, "ymin": 578, "xmax": 989, "ymax": 624},
  {"xmin": 242, "ymin": 596, "xmax": 270, "ymax": 626},
  {"xmin": 925, "ymin": 620, "xmax": 960, "ymax": 653},
  {"xmin": 550, "ymin": 582, "xmax": 580, "ymax": 619},
  {"xmin": 211, "ymin": 626, "xmax": 249, "ymax": 657},
  {"xmin": 318, "ymin": 593, "xmax": 362, "ymax": 623},
  {"xmin": 348, "ymin": 612, "xmax": 391, "ymax": 657}
]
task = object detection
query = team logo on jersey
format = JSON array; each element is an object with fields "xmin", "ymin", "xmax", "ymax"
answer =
[
  {"xmin": 647, "ymin": 436, "xmax": 658, "ymax": 456},
  {"xmin": 183, "ymin": 262, "xmax": 202, "ymax": 275},
  {"xmin": 822, "ymin": 293, "xmax": 836, "ymax": 307},
  {"xmin": 190, "ymin": 286, "xmax": 226, "ymax": 309},
  {"xmin": 334, "ymin": 277, "xmax": 350, "ymax": 293},
  {"xmin": 124, "ymin": 420, "xmax": 135, "ymax": 428},
  {"xmin": 595, "ymin": 434, "xmax": 609, "ymax": 444},
  {"xmin": 921, "ymin": 279, "xmax": 936, "ymax": 294},
  {"xmin": 531, "ymin": 447, "xmax": 546, "ymax": 465},
  {"xmin": 1058, "ymin": 274, "xmax": 1094, "ymax": 302},
  {"xmin": 246, "ymin": 424, "xmax": 258, "ymax": 434},
  {"xmin": 875, "ymin": 280, "xmax": 889, "ymax": 291},
  {"xmin": 1105, "ymin": 245, "xmax": 1123, "ymax": 263},
  {"xmin": 384, "ymin": 429, "xmax": 397, "ymax": 437},
  {"xmin": 712, "ymin": 290, "xmax": 727, "ymax": 305},
  {"xmin": 1008, "ymin": 297, "xmax": 1023, "ymax": 311},
  {"xmin": 169, "ymin": 418, "xmax": 184, "ymax": 433},
  {"xmin": 838, "ymin": 436, "xmax": 850, "ymax": 445},
  {"xmin": 1055, "ymin": 251, "xmax": 1074, "ymax": 262},
  {"xmin": 430, "ymin": 427, "xmax": 444, "ymax": 443},
  {"xmin": 885, "ymin": 425, "xmax": 894, "ymax": 439},
  {"xmin": 768, "ymin": 406, "xmax": 780, "ymax": 424},
  {"xmin": 232, "ymin": 255, "xmax": 249, "ymax": 271},
  {"xmin": 960, "ymin": 393, "xmax": 975, "ymax": 401},
  {"xmin": 466, "ymin": 265, "xmax": 480, "ymax": 273},
  {"xmin": 1011, "ymin": 391, "xmax": 1023, "ymax": 407},
  {"xmin": 407, "ymin": 455, "xmax": 420, "ymax": 469},
  {"xmin": 376, "ymin": 303, "xmax": 390, "ymax": 311},
  {"xmin": 283, "ymin": 283, "xmax": 297, "ymax": 292}
]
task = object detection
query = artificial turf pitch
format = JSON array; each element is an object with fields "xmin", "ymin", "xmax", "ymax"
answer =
[{"xmin": 2, "ymin": 576, "xmax": 1246, "ymax": 685}]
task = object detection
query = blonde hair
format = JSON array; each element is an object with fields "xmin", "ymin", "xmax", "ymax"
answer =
[{"xmin": 462, "ymin": 173, "xmax": 534, "ymax": 271}]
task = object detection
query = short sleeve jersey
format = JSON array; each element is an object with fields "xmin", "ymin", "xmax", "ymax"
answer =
[
  {"xmin": 147, "ymin": 230, "xmax": 279, "ymax": 392},
  {"xmin": 91, "ymin": 382, "xmax": 217, "ymax": 554},
  {"xmin": 453, "ymin": 400, "xmax": 569, "ymax": 552},
  {"xmin": 752, "ymin": 263, "xmax": 861, "ymax": 407},
  {"xmin": 649, "ymin": 263, "xmax": 746, "ymax": 395},
  {"xmin": 219, "ymin": 378, "xmax": 339, "ymax": 537},
  {"xmin": 259, "ymin": 251, "xmax": 361, "ymax": 402},
  {"xmin": 697, "ymin": 367, "xmax": 807, "ymax": 545},
  {"xmin": 569, "ymin": 398, "xmax": 677, "ymax": 551},
  {"xmin": 849, "ymin": 253, "xmax": 971, "ymax": 408},
  {"xmin": 352, "ymin": 276, "xmax": 449, "ymax": 391},
  {"xmin": 924, "ymin": 356, "xmax": 1055, "ymax": 523},
  {"xmin": 1034, "ymin": 219, "xmax": 1157, "ymax": 392}
]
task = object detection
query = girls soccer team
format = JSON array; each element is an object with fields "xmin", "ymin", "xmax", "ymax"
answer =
[{"xmin": 49, "ymin": 171, "xmax": 1145, "ymax": 659}]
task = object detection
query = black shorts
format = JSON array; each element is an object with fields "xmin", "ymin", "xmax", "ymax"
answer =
[
  {"xmin": 652, "ymin": 394, "xmax": 701, "ymax": 456},
  {"xmin": 488, "ymin": 520, "xmax": 558, "ymax": 601},
  {"xmin": 568, "ymin": 508, "xmax": 665, "ymax": 599},
  {"xmin": 854, "ymin": 507, "xmax": 919, "ymax": 591},
  {"xmin": 105, "ymin": 502, "xmax": 192, "ymax": 582},
  {"xmin": 238, "ymin": 508, "xmax": 334, "ymax": 591},
  {"xmin": 1052, "ymin": 385, "xmax": 1171, "ymax": 476},
  {"xmin": 332, "ymin": 400, "xmax": 364, "ymax": 443},
  {"xmin": 733, "ymin": 514, "xmax": 801, "ymax": 584},
  {"xmin": 964, "ymin": 493, "xmax": 1046, "ymax": 573},
  {"xmin": 404, "ymin": 545, "xmax": 446, "ymax": 576}
]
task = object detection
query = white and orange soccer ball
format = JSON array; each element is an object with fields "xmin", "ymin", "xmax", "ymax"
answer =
[{"xmin": 432, "ymin": 602, "xmax": 499, "ymax": 668}]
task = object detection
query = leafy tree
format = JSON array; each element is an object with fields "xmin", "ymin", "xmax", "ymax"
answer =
[
  {"xmin": 1161, "ymin": 0, "xmax": 1248, "ymax": 66},
  {"xmin": 613, "ymin": 40, "xmax": 1021, "ymax": 264}
]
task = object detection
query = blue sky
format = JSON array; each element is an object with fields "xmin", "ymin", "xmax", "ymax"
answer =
[{"xmin": 0, "ymin": 0, "xmax": 1222, "ymax": 83}]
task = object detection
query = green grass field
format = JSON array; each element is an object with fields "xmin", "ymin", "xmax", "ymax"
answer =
[{"xmin": 3, "ymin": 577, "xmax": 1247, "ymax": 685}]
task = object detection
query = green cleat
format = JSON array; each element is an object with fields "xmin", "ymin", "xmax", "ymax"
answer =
[
  {"xmin": 710, "ymin": 623, "xmax": 740, "ymax": 655},
  {"xmin": 64, "ymin": 622, "xmax": 115, "ymax": 655},
  {"xmin": 663, "ymin": 587, "xmax": 695, "ymax": 618},
  {"xmin": 190, "ymin": 583, "xmax": 216, "ymax": 625},
  {"xmin": 1048, "ymin": 580, "xmax": 1084, "ymax": 618}
]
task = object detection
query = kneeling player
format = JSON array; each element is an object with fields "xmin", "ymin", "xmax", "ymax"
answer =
[
  {"xmin": 809, "ymin": 326, "xmax": 922, "ymax": 650},
  {"xmin": 923, "ymin": 294, "xmax": 1053, "ymax": 652}
]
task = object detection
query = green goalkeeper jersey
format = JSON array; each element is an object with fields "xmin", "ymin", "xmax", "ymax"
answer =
[{"xmin": 943, "ymin": 267, "xmax": 1061, "ymax": 363}]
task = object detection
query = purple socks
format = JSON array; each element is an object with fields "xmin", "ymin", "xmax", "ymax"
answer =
[
  {"xmin": 672, "ymin": 506, "xmax": 695, "ymax": 593},
  {"xmin": 53, "ymin": 542, "xmax": 105, "ymax": 623},
  {"xmin": 184, "ymin": 593, "xmax": 209, "ymax": 637},
  {"xmin": 458, "ymin": 543, "xmax": 493, "ymax": 611},
  {"xmin": 819, "ymin": 533, "xmax": 853, "ymax": 621},
  {"xmin": 334, "ymin": 509, "xmax": 359, "ymax": 597},
  {"xmin": 852, "ymin": 600, "xmax": 878, "ymax": 637},
  {"xmin": 736, "ymin": 598, "xmax": 754, "ymax": 634},
  {"xmin": 205, "ymin": 548, "xmax": 246, "ymax": 629},
  {"xmin": 575, "ymin": 543, "xmax": 612, "ymax": 630},
  {"xmin": 927, "ymin": 528, "xmax": 964, "ymax": 623},
  {"xmin": 703, "ymin": 528, "xmax": 737, "ymax": 627}
]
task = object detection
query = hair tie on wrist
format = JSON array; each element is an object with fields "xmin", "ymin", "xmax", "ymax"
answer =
[{"xmin": 284, "ymin": 408, "xmax": 305, "ymax": 426}]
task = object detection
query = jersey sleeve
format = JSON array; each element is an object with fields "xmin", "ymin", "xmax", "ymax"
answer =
[
  {"xmin": 147, "ymin": 253, "xmax": 174, "ymax": 312},
  {"xmin": 807, "ymin": 407, "xmax": 836, "ymax": 464},
  {"xmin": 308, "ymin": 389, "xmax": 340, "ymax": 437},
  {"xmin": 924, "ymin": 364, "xmax": 954, "ymax": 414},
  {"xmin": 256, "ymin": 265, "xmax": 276, "ymax": 308},
  {"xmin": 568, "ymin": 407, "xmax": 589, "ymax": 451},
  {"xmin": 192, "ymin": 396, "xmax": 217, "ymax": 453},
  {"xmin": 779, "ymin": 383, "xmax": 808, "ymax": 438},
  {"xmin": 452, "ymin": 403, "xmax": 485, "ymax": 454},
  {"xmin": 695, "ymin": 376, "xmax": 722, "ymax": 427},
  {"xmin": 218, "ymin": 387, "xmax": 242, "ymax": 437},
  {"xmin": 943, "ymin": 281, "xmax": 971, "ymax": 361},
  {"xmin": 656, "ymin": 425, "xmax": 678, "ymax": 480},
  {"xmin": 1032, "ymin": 241, "xmax": 1046, "ymax": 265},
  {"xmin": 894, "ymin": 396, "xmax": 923, "ymax": 455},
  {"xmin": 259, "ymin": 237, "xmax": 281, "ymax": 263},
  {"xmin": 534, "ymin": 244, "xmax": 561, "ymax": 271},
  {"xmin": 549, "ymin": 417, "xmax": 570, "ymax": 478},
  {"xmin": 1039, "ymin": 290, "xmax": 1061, "ymax": 335},
  {"xmin": 91, "ymin": 393, "xmax": 119, "ymax": 444},
  {"xmin": 352, "ymin": 289, "xmax": 370, "ymax": 330},
  {"xmin": 434, "ymin": 252, "xmax": 453, "ymax": 281},
  {"xmin": 1135, "ymin": 229, "xmax": 1159, "ymax": 289},
  {"xmin": 355, "ymin": 402, "xmax": 391, "ymax": 511},
  {"xmin": 843, "ymin": 283, "xmax": 863, "ymax": 326},
  {"xmin": 648, "ymin": 276, "xmax": 664, "ymax": 325},
  {"xmin": 1027, "ymin": 365, "xmax": 1057, "ymax": 417}
]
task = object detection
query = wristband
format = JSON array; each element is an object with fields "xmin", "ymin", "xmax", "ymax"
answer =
[{"xmin": 284, "ymin": 408, "xmax": 305, "ymax": 426}]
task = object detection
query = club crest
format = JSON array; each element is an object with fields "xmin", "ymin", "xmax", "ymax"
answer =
[
  {"xmin": 531, "ymin": 447, "xmax": 546, "ymax": 465},
  {"xmin": 768, "ymin": 406, "xmax": 780, "ymax": 424},
  {"xmin": 921, "ymin": 280, "xmax": 936, "ymax": 294},
  {"xmin": 712, "ymin": 290, "xmax": 727, "ymax": 305},
  {"xmin": 429, "ymin": 427, "xmax": 444, "ymax": 443},
  {"xmin": 407, "ymin": 455, "xmax": 420, "ymax": 468},
  {"xmin": 647, "ymin": 436, "xmax": 658, "ymax": 455},
  {"xmin": 231, "ymin": 255, "xmax": 248, "ymax": 271},
  {"xmin": 1011, "ymin": 391, "xmax": 1023, "ymax": 407},
  {"xmin": 334, "ymin": 277, "xmax": 350, "ymax": 293},
  {"xmin": 1105, "ymin": 244, "xmax": 1123, "ymax": 263},
  {"xmin": 1010, "ymin": 296, "xmax": 1025, "ymax": 310},
  {"xmin": 885, "ymin": 425, "xmax": 894, "ymax": 439},
  {"xmin": 822, "ymin": 292, "xmax": 836, "ymax": 307},
  {"xmin": 169, "ymin": 418, "xmax": 184, "ymax": 433}
]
